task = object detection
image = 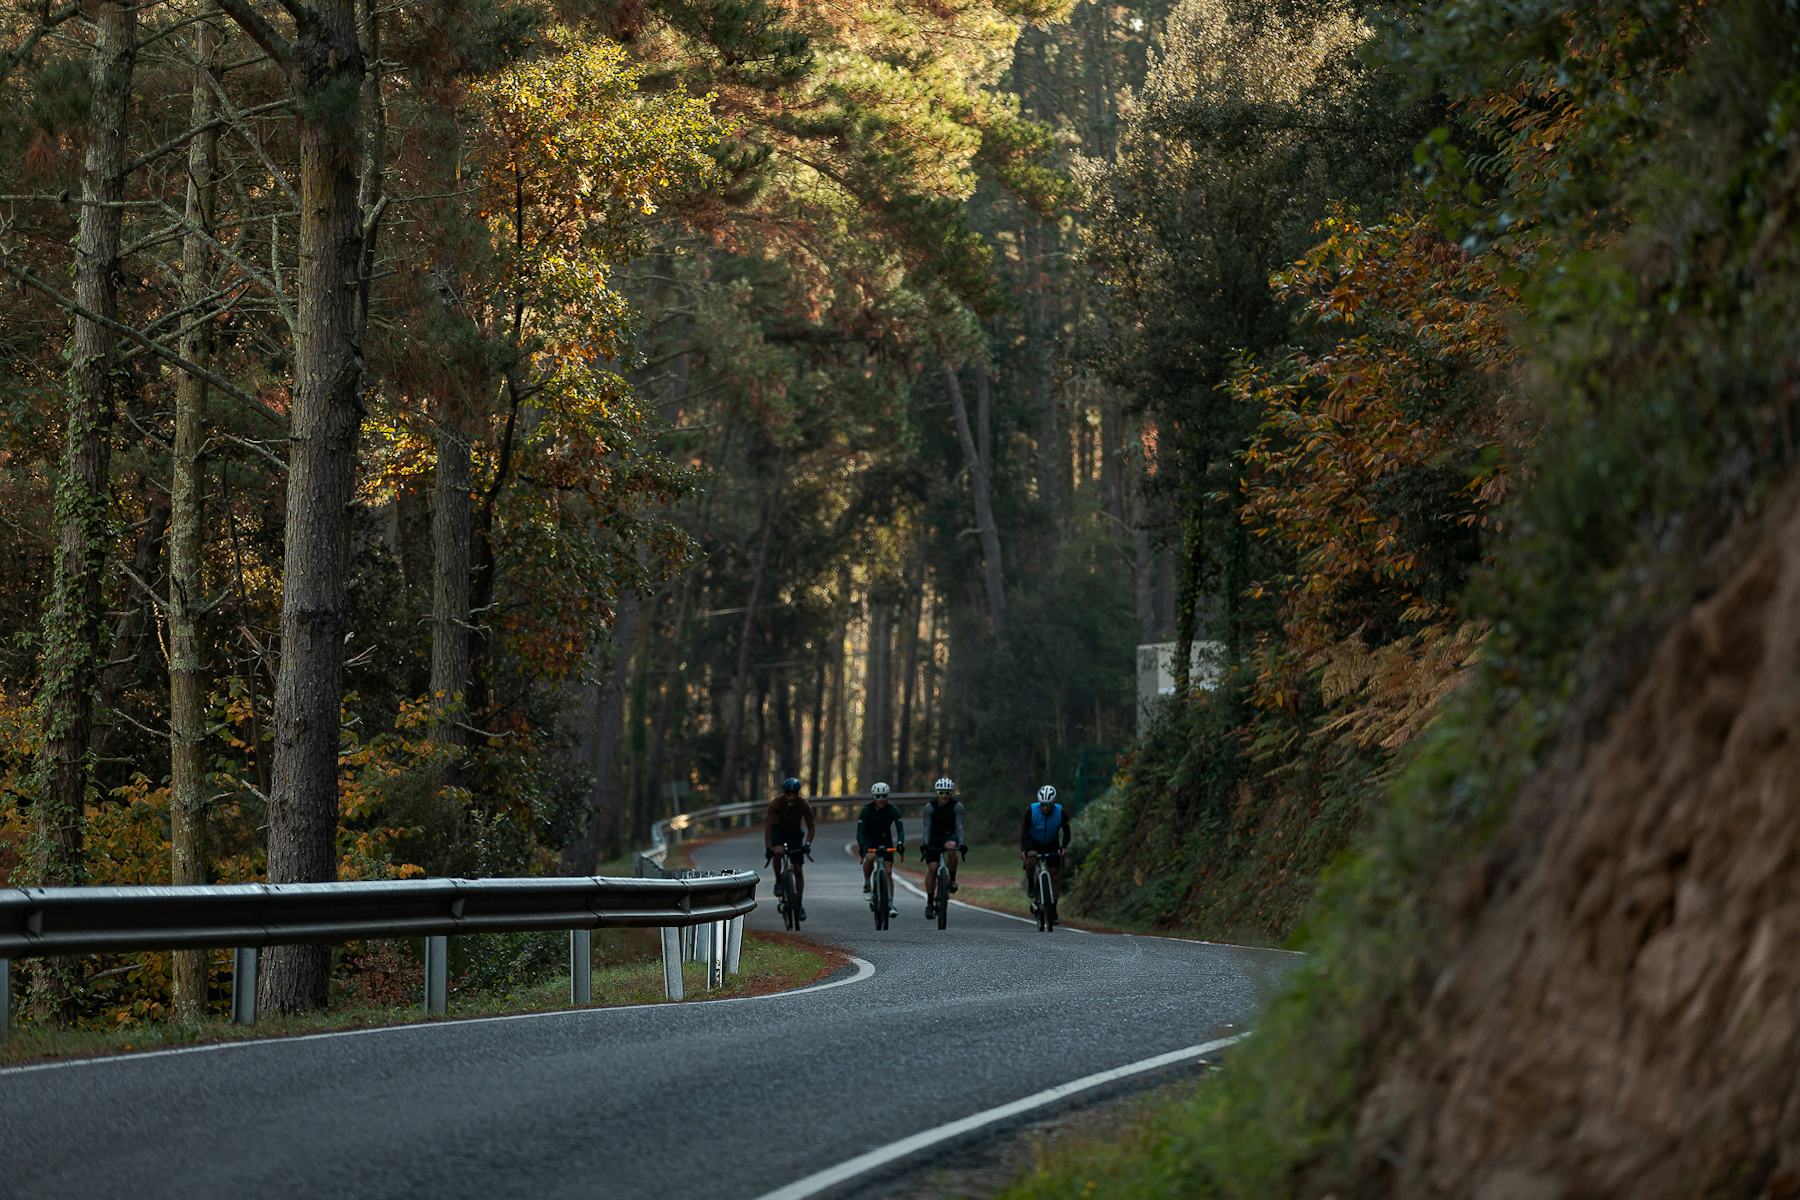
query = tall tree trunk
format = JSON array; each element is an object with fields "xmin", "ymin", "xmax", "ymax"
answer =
[
  {"xmin": 941, "ymin": 359, "xmax": 1007, "ymax": 649},
  {"xmin": 825, "ymin": 631, "xmax": 845, "ymax": 796},
  {"xmin": 857, "ymin": 598, "xmax": 892, "ymax": 788},
  {"xmin": 751, "ymin": 680, "xmax": 770, "ymax": 800},
  {"xmin": 101, "ymin": 477, "xmax": 170, "ymax": 716},
  {"xmin": 169, "ymin": 6, "xmax": 221, "ymax": 1021},
  {"xmin": 773, "ymin": 668, "xmax": 798, "ymax": 779},
  {"xmin": 559, "ymin": 589, "xmax": 640, "ymax": 875},
  {"xmin": 1019, "ymin": 225, "xmax": 1063, "ymax": 519},
  {"xmin": 30, "ymin": 0, "xmax": 136, "ymax": 1023},
  {"xmin": 644, "ymin": 565, "xmax": 699, "ymax": 815},
  {"xmin": 259, "ymin": 0, "xmax": 370, "ymax": 1016},
  {"xmin": 716, "ymin": 496, "xmax": 773, "ymax": 804},
  {"xmin": 1015, "ymin": 32, "xmax": 1065, "ymax": 520},
  {"xmin": 806, "ymin": 654, "xmax": 825, "ymax": 795},
  {"xmin": 919, "ymin": 586, "xmax": 939, "ymax": 780},
  {"xmin": 1127, "ymin": 417, "xmax": 1157, "ymax": 642},
  {"xmin": 893, "ymin": 555, "xmax": 923, "ymax": 786},
  {"xmin": 1172, "ymin": 517, "xmax": 1204, "ymax": 703},
  {"xmin": 429, "ymin": 421, "xmax": 471, "ymax": 755}
]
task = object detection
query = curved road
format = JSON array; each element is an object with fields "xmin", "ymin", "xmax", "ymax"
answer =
[{"xmin": 0, "ymin": 824, "xmax": 1293, "ymax": 1199}]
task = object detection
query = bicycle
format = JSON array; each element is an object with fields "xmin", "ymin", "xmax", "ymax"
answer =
[
  {"xmin": 924, "ymin": 844, "xmax": 967, "ymax": 931},
  {"xmin": 766, "ymin": 841, "xmax": 812, "ymax": 931},
  {"xmin": 1026, "ymin": 849, "xmax": 1060, "ymax": 932},
  {"xmin": 865, "ymin": 844, "xmax": 900, "ymax": 930}
]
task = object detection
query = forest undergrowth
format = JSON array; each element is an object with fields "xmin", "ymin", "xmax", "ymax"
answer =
[{"xmin": 1011, "ymin": 0, "xmax": 1800, "ymax": 1195}]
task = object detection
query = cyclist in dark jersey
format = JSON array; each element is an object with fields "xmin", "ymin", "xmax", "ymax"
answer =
[
  {"xmin": 764, "ymin": 777, "xmax": 816, "ymax": 919},
  {"xmin": 856, "ymin": 782, "xmax": 904, "ymax": 918},
  {"xmin": 1019, "ymin": 785, "xmax": 1072, "ymax": 914},
  {"xmin": 921, "ymin": 776, "xmax": 966, "ymax": 920}
]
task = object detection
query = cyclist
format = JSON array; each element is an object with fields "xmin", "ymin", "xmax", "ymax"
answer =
[
  {"xmin": 856, "ymin": 782, "xmax": 904, "ymax": 918},
  {"xmin": 921, "ymin": 776, "xmax": 966, "ymax": 920},
  {"xmin": 1019, "ymin": 784, "xmax": 1071, "ymax": 915},
  {"xmin": 764, "ymin": 776, "xmax": 816, "ymax": 920}
]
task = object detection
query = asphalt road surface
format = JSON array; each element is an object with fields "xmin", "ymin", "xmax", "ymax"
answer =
[{"xmin": 0, "ymin": 823, "xmax": 1295, "ymax": 1199}]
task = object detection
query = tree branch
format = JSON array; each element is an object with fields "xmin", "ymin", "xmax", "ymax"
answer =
[
  {"xmin": 1, "ymin": 259, "xmax": 288, "ymax": 429},
  {"xmin": 126, "ymin": 98, "xmax": 291, "ymax": 174},
  {"xmin": 213, "ymin": 0, "xmax": 292, "ymax": 66}
]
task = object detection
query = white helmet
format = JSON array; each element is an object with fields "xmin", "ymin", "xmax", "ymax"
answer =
[
  {"xmin": 934, "ymin": 777, "xmax": 955, "ymax": 793},
  {"xmin": 871, "ymin": 782, "xmax": 890, "ymax": 799},
  {"xmin": 1036, "ymin": 785, "xmax": 1057, "ymax": 804}
]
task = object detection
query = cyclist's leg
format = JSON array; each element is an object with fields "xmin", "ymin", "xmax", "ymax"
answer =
[
  {"xmin": 791, "ymin": 855, "xmax": 806, "ymax": 901},
  {"xmin": 922, "ymin": 846, "xmax": 938, "ymax": 900},
  {"xmin": 861, "ymin": 848, "xmax": 874, "ymax": 890},
  {"xmin": 1022, "ymin": 851, "xmax": 1037, "ymax": 895},
  {"xmin": 945, "ymin": 847, "xmax": 960, "ymax": 889}
]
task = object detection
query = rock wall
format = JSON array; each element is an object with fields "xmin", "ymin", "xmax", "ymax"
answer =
[{"xmin": 1359, "ymin": 491, "xmax": 1800, "ymax": 1199}]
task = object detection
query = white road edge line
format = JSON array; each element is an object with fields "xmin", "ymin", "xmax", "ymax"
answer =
[
  {"xmin": 845, "ymin": 840, "xmax": 1305, "ymax": 952},
  {"xmin": 0, "ymin": 954, "xmax": 876, "ymax": 1079},
  {"xmin": 844, "ymin": 839, "xmax": 1073, "ymax": 931},
  {"xmin": 750, "ymin": 1032, "xmax": 1250, "ymax": 1200},
  {"xmin": 891, "ymin": 871, "xmax": 1045, "ymax": 928}
]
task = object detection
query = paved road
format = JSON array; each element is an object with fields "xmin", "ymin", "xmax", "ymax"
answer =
[{"xmin": 0, "ymin": 824, "xmax": 1294, "ymax": 1199}]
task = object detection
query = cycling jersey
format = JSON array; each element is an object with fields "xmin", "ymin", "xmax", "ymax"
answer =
[
  {"xmin": 765, "ymin": 794, "xmax": 816, "ymax": 851},
  {"xmin": 924, "ymin": 798, "xmax": 966, "ymax": 848},
  {"xmin": 1020, "ymin": 801, "xmax": 1071, "ymax": 852},
  {"xmin": 856, "ymin": 802, "xmax": 904, "ymax": 850}
]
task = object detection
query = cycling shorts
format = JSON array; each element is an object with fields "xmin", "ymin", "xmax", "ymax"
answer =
[
  {"xmin": 768, "ymin": 827, "xmax": 807, "ymax": 857},
  {"xmin": 1023, "ymin": 844, "xmax": 1063, "ymax": 865},
  {"xmin": 921, "ymin": 844, "xmax": 959, "ymax": 863}
]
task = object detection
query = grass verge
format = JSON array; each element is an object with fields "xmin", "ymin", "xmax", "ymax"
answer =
[{"xmin": 0, "ymin": 929, "xmax": 842, "ymax": 1068}]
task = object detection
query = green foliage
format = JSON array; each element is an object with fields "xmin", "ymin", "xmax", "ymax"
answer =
[{"xmin": 1007, "ymin": 0, "xmax": 1800, "ymax": 1196}]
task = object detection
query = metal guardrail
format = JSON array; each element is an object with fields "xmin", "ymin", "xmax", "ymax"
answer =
[
  {"xmin": 0, "ymin": 870, "xmax": 757, "ymax": 1039},
  {"xmin": 644, "ymin": 793, "xmax": 936, "ymax": 865}
]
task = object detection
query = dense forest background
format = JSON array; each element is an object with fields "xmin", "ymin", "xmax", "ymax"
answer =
[
  {"xmin": 0, "ymin": 0, "xmax": 1182, "ymax": 1025},
  {"xmin": 4, "ymin": 21, "xmax": 1797, "ymax": 1196}
]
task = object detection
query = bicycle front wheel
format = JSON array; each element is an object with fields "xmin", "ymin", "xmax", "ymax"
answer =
[
  {"xmin": 873, "ymin": 866, "xmax": 890, "ymax": 930},
  {"xmin": 936, "ymin": 865, "xmax": 949, "ymax": 929},
  {"xmin": 1037, "ymin": 869, "xmax": 1052, "ymax": 932}
]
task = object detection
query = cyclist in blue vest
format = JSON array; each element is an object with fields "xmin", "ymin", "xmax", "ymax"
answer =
[{"xmin": 1019, "ymin": 785, "xmax": 1071, "ymax": 914}]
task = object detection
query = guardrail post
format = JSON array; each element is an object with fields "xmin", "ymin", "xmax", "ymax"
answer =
[
  {"xmin": 1, "ymin": 956, "xmax": 10, "ymax": 1041},
  {"xmin": 570, "ymin": 929, "xmax": 591, "ymax": 1006},
  {"xmin": 660, "ymin": 927, "xmax": 683, "ymax": 1000},
  {"xmin": 725, "ymin": 916, "xmax": 743, "ymax": 977},
  {"xmin": 231, "ymin": 947, "xmax": 257, "ymax": 1025},
  {"xmin": 424, "ymin": 935, "xmax": 448, "ymax": 1015},
  {"xmin": 705, "ymin": 922, "xmax": 724, "ymax": 990}
]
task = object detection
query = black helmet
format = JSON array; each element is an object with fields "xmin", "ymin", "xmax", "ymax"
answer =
[{"xmin": 781, "ymin": 776, "xmax": 802, "ymax": 795}]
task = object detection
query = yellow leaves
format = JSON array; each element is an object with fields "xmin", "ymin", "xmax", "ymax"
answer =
[{"xmin": 1238, "ymin": 207, "xmax": 1523, "ymax": 733}]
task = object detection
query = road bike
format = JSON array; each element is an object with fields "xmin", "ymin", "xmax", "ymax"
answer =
[
  {"xmin": 924, "ymin": 844, "xmax": 966, "ymax": 931},
  {"xmin": 766, "ymin": 842, "xmax": 812, "ymax": 931},
  {"xmin": 866, "ymin": 844, "xmax": 900, "ymax": 930},
  {"xmin": 1026, "ymin": 849, "xmax": 1060, "ymax": 932}
]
